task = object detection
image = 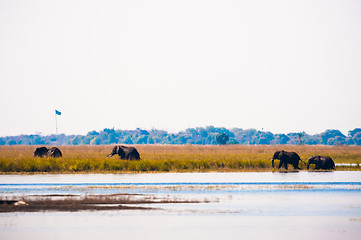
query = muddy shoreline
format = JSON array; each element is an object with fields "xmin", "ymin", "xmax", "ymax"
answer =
[{"xmin": 0, "ymin": 193, "xmax": 203, "ymax": 212}]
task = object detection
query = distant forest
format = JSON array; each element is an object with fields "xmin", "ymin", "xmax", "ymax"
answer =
[{"xmin": 1, "ymin": 127, "xmax": 361, "ymax": 146}]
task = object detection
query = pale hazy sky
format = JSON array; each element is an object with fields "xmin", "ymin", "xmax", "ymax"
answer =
[{"xmin": 0, "ymin": 0, "xmax": 360, "ymax": 137}]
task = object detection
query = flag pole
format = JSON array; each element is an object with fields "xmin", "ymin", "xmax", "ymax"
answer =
[
  {"xmin": 55, "ymin": 111, "xmax": 58, "ymax": 135},
  {"xmin": 55, "ymin": 110, "xmax": 61, "ymax": 134}
]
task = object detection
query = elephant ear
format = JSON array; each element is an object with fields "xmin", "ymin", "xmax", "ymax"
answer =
[
  {"xmin": 273, "ymin": 151, "xmax": 280, "ymax": 159},
  {"xmin": 279, "ymin": 150, "xmax": 285, "ymax": 157},
  {"xmin": 112, "ymin": 146, "xmax": 118, "ymax": 154},
  {"xmin": 118, "ymin": 146, "xmax": 124, "ymax": 154}
]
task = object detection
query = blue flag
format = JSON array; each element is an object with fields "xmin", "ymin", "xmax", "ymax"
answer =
[{"xmin": 55, "ymin": 110, "xmax": 61, "ymax": 115}]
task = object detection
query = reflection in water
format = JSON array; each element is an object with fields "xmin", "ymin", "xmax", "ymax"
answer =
[
  {"xmin": 335, "ymin": 163, "xmax": 359, "ymax": 167},
  {"xmin": 1, "ymin": 171, "xmax": 361, "ymax": 240}
]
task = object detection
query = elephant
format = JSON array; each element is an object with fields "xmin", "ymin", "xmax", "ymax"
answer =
[
  {"xmin": 34, "ymin": 147, "xmax": 62, "ymax": 158},
  {"xmin": 47, "ymin": 147, "xmax": 62, "ymax": 158},
  {"xmin": 307, "ymin": 156, "xmax": 335, "ymax": 170},
  {"xmin": 34, "ymin": 147, "xmax": 49, "ymax": 157},
  {"xmin": 272, "ymin": 150, "xmax": 305, "ymax": 170},
  {"xmin": 107, "ymin": 145, "xmax": 141, "ymax": 160}
]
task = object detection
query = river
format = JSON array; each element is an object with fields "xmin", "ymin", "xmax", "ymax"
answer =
[{"xmin": 1, "ymin": 171, "xmax": 361, "ymax": 240}]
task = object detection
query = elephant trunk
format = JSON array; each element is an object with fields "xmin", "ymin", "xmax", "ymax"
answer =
[
  {"xmin": 307, "ymin": 163, "xmax": 310, "ymax": 170},
  {"xmin": 271, "ymin": 158, "xmax": 275, "ymax": 168}
]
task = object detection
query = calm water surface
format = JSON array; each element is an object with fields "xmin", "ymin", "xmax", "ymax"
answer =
[{"xmin": 1, "ymin": 171, "xmax": 361, "ymax": 240}]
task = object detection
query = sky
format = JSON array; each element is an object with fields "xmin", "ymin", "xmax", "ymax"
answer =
[{"xmin": 0, "ymin": 0, "xmax": 360, "ymax": 137}]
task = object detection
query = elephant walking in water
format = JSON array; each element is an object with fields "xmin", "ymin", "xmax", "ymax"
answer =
[
  {"xmin": 307, "ymin": 156, "xmax": 335, "ymax": 170},
  {"xmin": 107, "ymin": 146, "xmax": 141, "ymax": 160},
  {"xmin": 272, "ymin": 150, "xmax": 305, "ymax": 170},
  {"xmin": 34, "ymin": 147, "xmax": 62, "ymax": 158}
]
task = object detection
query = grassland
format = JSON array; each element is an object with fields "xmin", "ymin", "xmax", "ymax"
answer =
[{"xmin": 0, "ymin": 145, "xmax": 360, "ymax": 173}]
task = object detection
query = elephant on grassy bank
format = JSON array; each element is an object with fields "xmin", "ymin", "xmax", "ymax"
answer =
[
  {"xmin": 47, "ymin": 147, "xmax": 62, "ymax": 158},
  {"xmin": 107, "ymin": 146, "xmax": 141, "ymax": 160},
  {"xmin": 34, "ymin": 147, "xmax": 62, "ymax": 158},
  {"xmin": 34, "ymin": 147, "xmax": 49, "ymax": 157},
  {"xmin": 307, "ymin": 156, "xmax": 335, "ymax": 170},
  {"xmin": 272, "ymin": 150, "xmax": 305, "ymax": 170}
]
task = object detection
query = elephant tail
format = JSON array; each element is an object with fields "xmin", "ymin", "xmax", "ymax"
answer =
[{"xmin": 300, "ymin": 159, "xmax": 307, "ymax": 165}]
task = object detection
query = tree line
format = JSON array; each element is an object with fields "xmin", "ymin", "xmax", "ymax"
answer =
[{"xmin": 1, "ymin": 127, "xmax": 360, "ymax": 146}]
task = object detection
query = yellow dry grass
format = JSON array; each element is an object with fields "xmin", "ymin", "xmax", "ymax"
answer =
[{"xmin": 0, "ymin": 145, "xmax": 360, "ymax": 173}]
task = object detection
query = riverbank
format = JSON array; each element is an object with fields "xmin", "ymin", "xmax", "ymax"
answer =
[{"xmin": 0, "ymin": 145, "xmax": 360, "ymax": 173}]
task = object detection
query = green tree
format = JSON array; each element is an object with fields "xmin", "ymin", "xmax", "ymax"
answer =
[
  {"xmin": 90, "ymin": 137, "xmax": 101, "ymax": 145},
  {"xmin": 320, "ymin": 130, "xmax": 346, "ymax": 145},
  {"xmin": 271, "ymin": 134, "xmax": 290, "ymax": 145},
  {"xmin": 147, "ymin": 137, "xmax": 155, "ymax": 144},
  {"xmin": 333, "ymin": 136, "xmax": 346, "ymax": 145},
  {"xmin": 352, "ymin": 132, "xmax": 361, "ymax": 145},
  {"xmin": 227, "ymin": 138, "xmax": 239, "ymax": 144},
  {"xmin": 297, "ymin": 132, "xmax": 304, "ymax": 145},
  {"xmin": 348, "ymin": 128, "xmax": 361, "ymax": 138},
  {"xmin": 6, "ymin": 139, "xmax": 17, "ymax": 145},
  {"xmin": 215, "ymin": 133, "xmax": 229, "ymax": 145},
  {"xmin": 136, "ymin": 136, "xmax": 148, "ymax": 144},
  {"xmin": 108, "ymin": 133, "xmax": 117, "ymax": 144},
  {"xmin": 124, "ymin": 137, "xmax": 133, "ymax": 144},
  {"xmin": 87, "ymin": 131, "xmax": 99, "ymax": 136}
]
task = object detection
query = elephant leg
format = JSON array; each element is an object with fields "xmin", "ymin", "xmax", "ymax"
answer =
[
  {"xmin": 284, "ymin": 163, "xmax": 288, "ymax": 170},
  {"xmin": 278, "ymin": 161, "xmax": 283, "ymax": 169},
  {"xmin": 119, "ymin": 151, "xmax": 126, "ymax": 159}
]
